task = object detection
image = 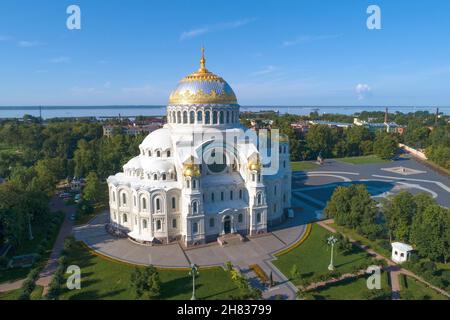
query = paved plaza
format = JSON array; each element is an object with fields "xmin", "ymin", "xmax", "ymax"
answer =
[{"xmin": 74, "ymin": 155, "xmax": 449, "ymax": 300}]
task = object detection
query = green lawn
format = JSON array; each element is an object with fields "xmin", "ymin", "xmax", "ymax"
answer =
[
  {"xmin": 291, "ymin": 161, "xmax": 319, "ymax": 172},
  {"xmin": 59, "ymin": 242, "xmax": 239, "ymax": 300},
  {"xmin": 0, "ymin": 285, "xmax": 43, "ymax": 300},
  {"xmin": 308, "ymin": 272, "xmax": 390, "ymax": 300},
  {"xmin": 335, "ymin": 155, "xmax": 389, "ymax": 165},
  {"xmin": 273, "ymin": 224, "xmax": 372, "ymax": 286},
  {"xmin": 0, "ymin": 211, "xmax": 65, "ymax": 284},
  {"xmin": 400, "ymin": 275, "xmax": 448, "ymax": 300}
]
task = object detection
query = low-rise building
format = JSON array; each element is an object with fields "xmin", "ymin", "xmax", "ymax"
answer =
[{"xmin": 391, "ymin": 242, "xmax": 413, "ymax": 264}]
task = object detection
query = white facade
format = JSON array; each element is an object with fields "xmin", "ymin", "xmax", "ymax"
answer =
[
  {"xmin": 107, "ymin": 51, "xmax": 292, "ymax": 246},
  {"xmin": 391, "ymin": 242, "xmax": 413, "ymax": 264}
]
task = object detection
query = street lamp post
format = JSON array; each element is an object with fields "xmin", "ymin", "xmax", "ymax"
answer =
[
  {"xmin": 189, "ymin": 263, "xmax": 199, "ymax": 300},
  {"xmin": 327, "ymin": 236, "xmax": 338, "ymax": 271}
]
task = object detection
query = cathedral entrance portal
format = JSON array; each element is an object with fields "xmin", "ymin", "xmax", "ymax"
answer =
[{"xmin": 223, "ymin": 216, "xmax": 231, "ymax": 234}]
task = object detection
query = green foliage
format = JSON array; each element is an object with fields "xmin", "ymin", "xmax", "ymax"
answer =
[
  {"xmin": 373, "ymin": 132, "xmax": 398, "ymax": 160},
  {"xmin": 324, "ymin": 185, "xmax": 381, "ymax": 238},
  {"xmin": 382, "ymin": 191, "xmax": 416, "ymax": 241},
  {"xmin": 130, "ymin": 266, "xmax": 162, "ymax": 299},
  {"xmin": 82, "ymin": 172, "xmax": 105, "ymax": 204}
]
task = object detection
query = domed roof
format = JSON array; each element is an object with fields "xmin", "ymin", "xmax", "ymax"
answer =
[
  {"xmin": 140, "ymin": 128, "xmax": 172, "ymax": 150},
  {"xmin": 168, "ymin": 48, "xmax": 238, "ymax": 105}
]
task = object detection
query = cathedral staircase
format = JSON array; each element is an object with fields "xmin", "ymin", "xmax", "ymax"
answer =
[{"xmin": 217, "ymin": 233, "xmax": 245, "ymax": 247}]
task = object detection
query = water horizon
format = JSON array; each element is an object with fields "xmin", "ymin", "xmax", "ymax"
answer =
[{"xmin": 0, "ymin": 105, "xmax": 447, "ymax": 119}]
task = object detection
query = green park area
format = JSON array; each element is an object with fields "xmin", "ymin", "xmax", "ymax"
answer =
[
  {"xmin": 335, "ymin": 155, "xmax": 389, "ymax": 165},
  {"xmin": 307, "ymin": 272, "xmax": 390, "ymax": 300},
  {"xmin": 58, "ymin": 242, "xmax": 239, "ymax": 300},
  {"xmin": 400, "ymin": 275, "xmax": 447, "ymax": 300},
  {"xmin": 273, "ymin": 224, "xmax": 375, "ymax": 286},
  {"xmin": 0, "ymin": 285, "xmax": 43, "ymax": 300},
  {"xmin": 291, "ymin": 161, "xmax": 319, "ymax": 172}
]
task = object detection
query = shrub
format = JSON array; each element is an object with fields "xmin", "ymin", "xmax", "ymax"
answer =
[{"xmin": 0, "ymin": 256, "xmax": 9, "ymax": 269}]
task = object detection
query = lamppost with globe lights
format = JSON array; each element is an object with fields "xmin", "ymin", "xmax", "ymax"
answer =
[
  {"xmin": 327, "ymin": 236, "xmax": 338, "ymax": 271},
  {"xmin": 189, "ymin": 263, "xmax": 199, "ymax": 300}
]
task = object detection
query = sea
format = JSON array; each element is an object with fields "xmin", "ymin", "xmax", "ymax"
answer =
[{"xmin": 0, "ymin": 105, "xmax": 448, "ymax": 120}]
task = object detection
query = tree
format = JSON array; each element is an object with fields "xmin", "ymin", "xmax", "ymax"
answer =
[
  {"xmin": 383, "ymin": 192, "xmax": 416, "ymax": 242},
  {"xmin": 306, "ymin": 125, "xmax": 336, "ymax": 158},
  {"xmin": 130, "ymin": 266, "xmax": 161, "ymax": 299},
  {"xmin": 82, "ymin": 172, "xmax": 104, "ymax": 204},
  {"xmin": 74, "ymin": 139, "xmax": 96, "ymax": 177},
  {"xmin": 411, "ymin": 205, "xmax": 449, "ymax": 263},
  {"xmin": 373, "ymin": 132, "xmax": 398, "ymax": 160}
]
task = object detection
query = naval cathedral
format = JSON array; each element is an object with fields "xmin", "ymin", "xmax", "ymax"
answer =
[{"xmin": 107, "ymin": 50, "xmax": 292, "ymax": 246}]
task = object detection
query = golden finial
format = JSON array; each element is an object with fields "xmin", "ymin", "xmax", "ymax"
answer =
[{"xmin": 199, "ymin": 46, "xmax": 206, "ymax": 72}]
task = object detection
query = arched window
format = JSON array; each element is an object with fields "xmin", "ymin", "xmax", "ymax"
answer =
[
  {"xmin": 172, "ymin": 219, "xmax": 177, "ymax": 228},
  {"xmin": 177, "ymin": 111, "xmax": 181, "ymax": 123},
  {"xmin": 162, "ymin": 174, "xmax": 167, "ymax": 180},
  {"xmin": 153, "ymin": 174, "xmax": 158, "ymax": 180},
  {"xmin": 211, "ymin": 193, "xmax": 215, "ymax": 202},
  {"xmin": 142, "ymin": 198, "xmax": 147, "ymax": 210},
  {"xmin": 257, "ymin": 213, "xmax": 261, "ymax": 223},
  {"xmin": 183, "ymin": 111, "xmax": 188, "ymax": 124},
  {"xmin": 122, "ymin": 193, "xmax": 127, "ymax": 205},
  {"xmin": 230, "ymin": 190, "xmax": 233, "ymax": 200},
  {"xmin": 148, "ymin": 150, "xmax": 151, "ymax": 157},
  {"xmin": 193, "ymin": 222, "xmax": 198, "ymax": 234},
  {"xmin": 171, "ymin": 197, "xmax": 176, "ymax": 209},
  {"xmin": 112, "ymin": 191, "xmax": 116, "ymax": 202},
  {"xmin": 205, "ymin": 110, "xmax": 211, "ymax": 124},
  {"xmin": 221, "ymin": 192, "xmax": 224, "ymax": 201},
  {"xmin": 167, "ymin": 150, "xmax": 171, "ymax": 157},
  {"xmin": 143, "ymin": 219, "xmax": 148, "ymax": 229},
  {"xmin": 190, "ymin": 111, "xmax": 195, "ymax": 124},
  {"xmin": 219, "ymin": 111, "xmax": 224, "ymax": 124},
  {"xmin": 155, "ymin": 198, "xmax": 161, "ymax": 212},
  {"xmin": 192, "ymin": 179, "xmax": 197, "ymax": 189},
  {"xmin": 134, "ymin": 195, "xmax": 136, "ymax": 206},
  {"xmin": 238, "ymin": 214, "xmax": 243, "ymax": 223},
  {"xmin": 197, "ymin": 111, "xmax": 203, "ymax": 123},
  {"xmin": 123, "ymin": 214, "xmax": 127, "ymax": 223},
  {"xmin": 156, "ymin": 220, "xmax": 162, "ymax": 230},
  {"xmin": 226, "ymin": 111, "xmax": 230, "ymax": 123},
  {"xmin": 156, "ymin": 150, "xmax": 161, "ymax": 157},
  {"xmin": 274, "ymin": 204, "xmax": 277, "ymax": 213},
  {"xmin": 239, "ymin": 189, "xmax": 243, "ymax": 199},
  {"xmin": 186, "ymin": 179, "xmax": 190, "ymax": 188},
  {"xmin": 213, "ymin": 111, "xmax": 218, "ymax": 124},
  {"xmin": 192, "ymin": 201, "xmax": 198, "ymax": 214},
  {"xmin": 209, "ymin": 218, "xmax": 215, "ymax": 228},
  {"xmin": 274, "ymin": 185, "xmax": 277, "ymax": 195},
  {"xmin": 257, "ymin": 193, "xmax": 262, "ymax": 205}
]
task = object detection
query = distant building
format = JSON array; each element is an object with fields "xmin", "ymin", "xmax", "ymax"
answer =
[
  {"xmin": 291, "ymin": 121, "xmax": 310, "ymax": 136},
  {"xmin": 353, "ymin": 118, "xmax": 404, "ymax": 134},
  {"xmin": 308, "ymin": 120, "xmax": 353, "ymax": 129},
  {"xmin": 103, "ymin": 123, "xmax": 163, "ymax": 137},
  {"xmin": 391, "ymin": 242, "xmax": 413, "ymax": 264}
]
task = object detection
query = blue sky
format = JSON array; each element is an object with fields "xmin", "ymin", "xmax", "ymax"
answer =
[{"xmin": 0, "ymin": 0, "xmax": 449, "ymax": 106}]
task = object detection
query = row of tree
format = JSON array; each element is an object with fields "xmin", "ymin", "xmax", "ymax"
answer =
[{"xmin": 325, "ymin": 186, "xmax": 450, "ymax": 264}]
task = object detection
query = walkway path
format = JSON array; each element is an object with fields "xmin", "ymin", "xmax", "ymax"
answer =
[
  {"xmin": 317, "ymin": 219, "xmax": 450, "ymax": 300},
  {"xmin": 0, "ymin": 279, "xmax": 24, "ymax": 293},
  {"xmin": 35, "ymin": 197, "xmax": 75, "ymax": 296}
]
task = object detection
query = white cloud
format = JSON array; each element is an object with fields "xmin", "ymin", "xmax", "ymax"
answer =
[
  {"xmin": 250, "ymin": 65, "xmax": 277, "ymax": 76},
  {"xmin": 180, "ymin": 18, "xmax": 256, "ymax": 40},
  {"xmin": 49, "ymin": 56, "xmax": 71, "ymax": 63},
  {"xmin": 282, "ymin": 34, "xmax": 342, "ymax": 47},
  {"xmin": 18, "ymin": 40, "xmax": 46, "ymax": 48},
  {"xmin": 355, "ymin": 83, "xmax": 372, "ymax": 100}
]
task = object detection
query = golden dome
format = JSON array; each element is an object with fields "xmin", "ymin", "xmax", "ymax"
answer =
[
  {"xmin": 183, "ymin": 163, "xmax": 201, "ymax": 177},
  {"xmin": 247, "ymin": 161, "xmax": 261, "ymax": 172},
  {"xmin": 168, "ymin": 48, "xmax": 238, "ymax": 105}
]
